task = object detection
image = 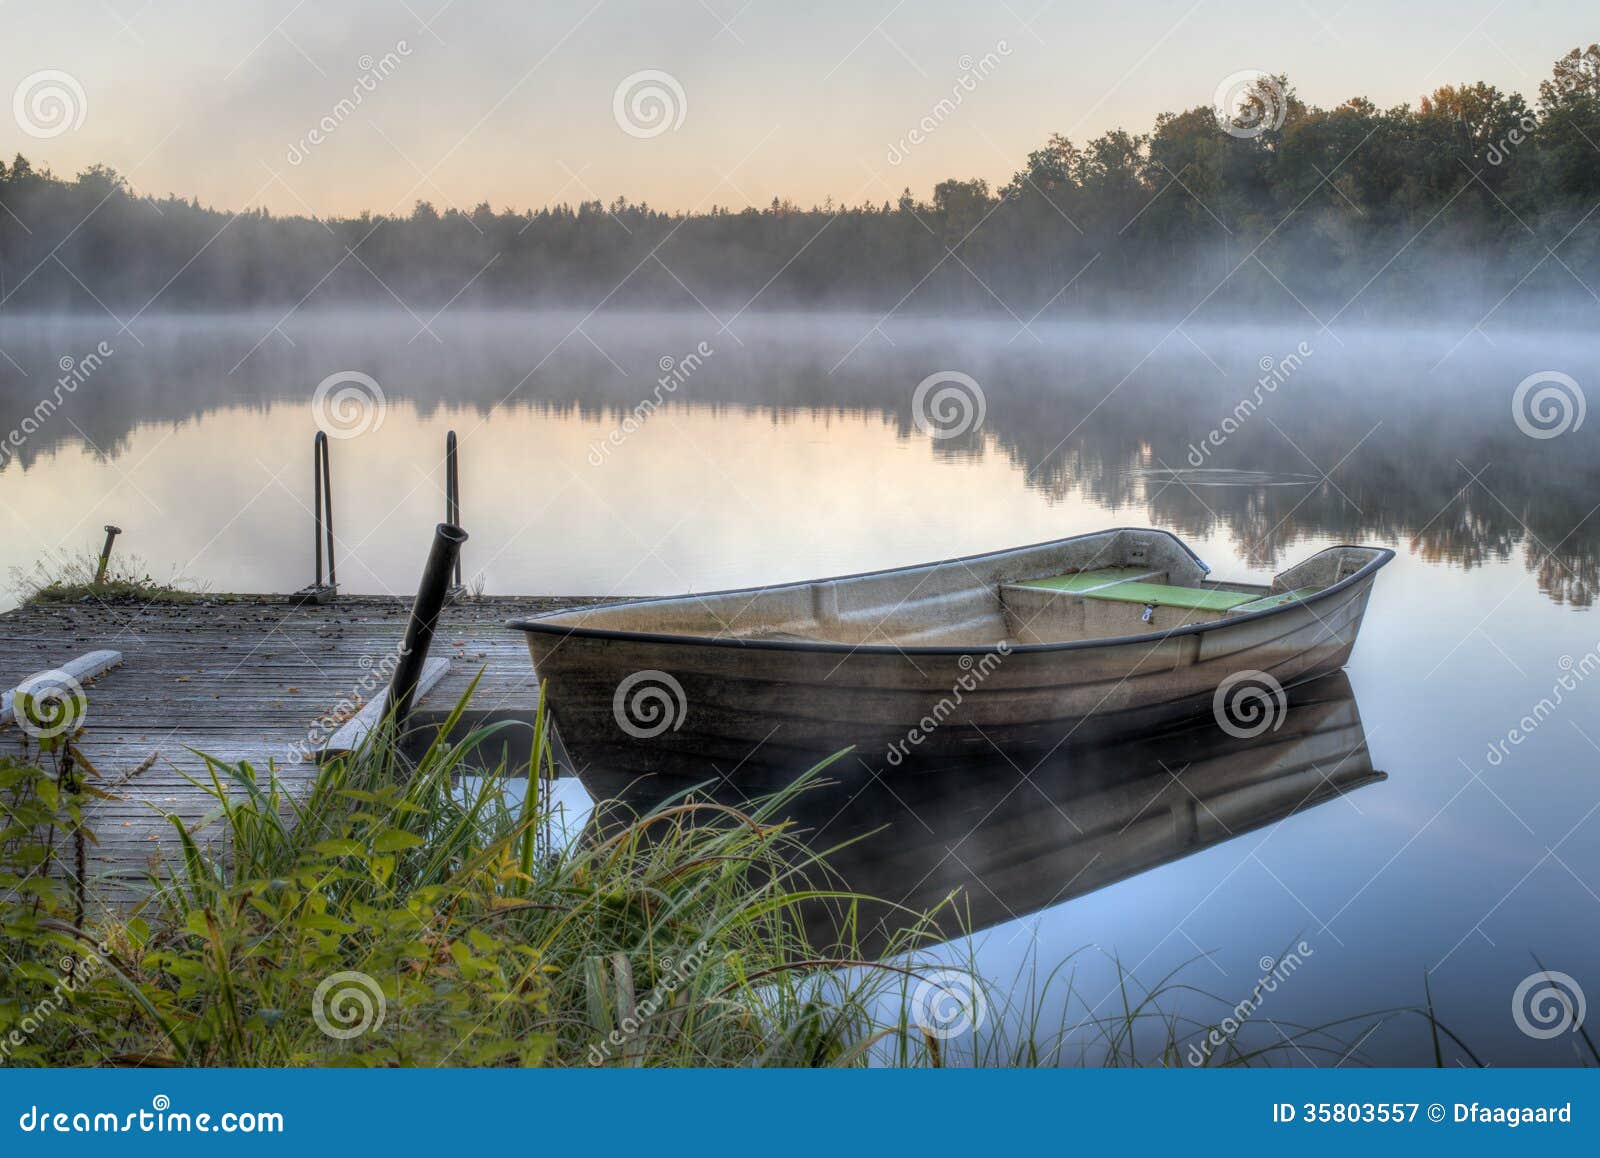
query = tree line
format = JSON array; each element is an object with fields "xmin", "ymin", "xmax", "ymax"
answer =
[{"xmin": 1, "ymin": 44, "xmax": 1597, "ymax": 318}]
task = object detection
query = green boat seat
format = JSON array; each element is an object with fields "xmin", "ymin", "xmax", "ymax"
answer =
[
  {"xmin": 1229, "ymin": 588, "xmax": 1321, "ymax": 613},
  {"xmin": 1016, "ymin": 569, "xmax": 1262, "ymax": 614},
  {"xmin": 1073, "ymin": 580, "xmax": 1258, "ymax": 612}
]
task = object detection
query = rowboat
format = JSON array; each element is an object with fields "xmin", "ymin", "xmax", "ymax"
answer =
[{"xmin": 509, "ymin": 527, "xmax": 1392, "ymax": 777}]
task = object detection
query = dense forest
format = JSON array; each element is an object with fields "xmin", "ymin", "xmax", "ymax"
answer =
[{"xmin": 1, "ymin": 45, "xmax": 1598, "ymax": 318}]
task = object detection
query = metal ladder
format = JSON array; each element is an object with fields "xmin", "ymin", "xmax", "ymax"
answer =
[
  {"xmin": 290, "ymin": 428, "xmax": 466, "ymax": 605},
  {"xmin": 289, "ymin": 431, "xmax": 337, "ymax": 604},
  {"xmin": 444, "ymin": 429, "xmax": 466, "ymax": 601}
]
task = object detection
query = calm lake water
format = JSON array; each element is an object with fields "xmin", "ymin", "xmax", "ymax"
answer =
[{"xmin": 2, "ymin": 309, "xmax": 1598, "ymax": 1064}]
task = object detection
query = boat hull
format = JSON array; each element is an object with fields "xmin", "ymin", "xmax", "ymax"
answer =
[{"xmin": 518, "ymin": 543, "xmax": 1385, "ymax": 778}]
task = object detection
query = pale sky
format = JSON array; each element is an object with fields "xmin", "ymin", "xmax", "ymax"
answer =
[{"xmin": 1, "ymin": 0, "xmax": 1593, "ymax": 217}]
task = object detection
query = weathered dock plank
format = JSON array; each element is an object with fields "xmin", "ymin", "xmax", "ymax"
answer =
[{"xmin": 0, "ymin": 594, "xmax": 598, "ymax": 904}]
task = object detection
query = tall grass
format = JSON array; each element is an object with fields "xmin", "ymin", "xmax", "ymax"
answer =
[
  {"xmin": 10, "ymin": 549, "xmax": 201, "ymax": 605},
  {"xmin": 6, "ymin": 683, "xmax": 934, "ymax": 1065},
  {"xmin": 0, "ymin": 682, "xmax": 1465, "ymax": 1067}
]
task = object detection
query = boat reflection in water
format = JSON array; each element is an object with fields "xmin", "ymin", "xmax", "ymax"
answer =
[{"xmin": 571, "ymin": 671, "xmax": 1382, "ymax": 952}]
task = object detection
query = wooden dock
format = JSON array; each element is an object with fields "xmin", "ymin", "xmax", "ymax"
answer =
[{"xmin": 0, "ymin": 594, "xmax": 596, "ymax": 902}]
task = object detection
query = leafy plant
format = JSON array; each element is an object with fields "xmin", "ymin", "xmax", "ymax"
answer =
[{"xmin": 1, "ymin": 683, "xmax": 1459, "ymax": 1068}]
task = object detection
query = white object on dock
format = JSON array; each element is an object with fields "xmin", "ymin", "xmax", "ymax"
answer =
[
  {"xmin": 319, "ymin": 656, "xmax": 451, "ymax": 755},
  {"xmin": 0, "ymin": 649, "xmax": 125, "ymax": 727}
]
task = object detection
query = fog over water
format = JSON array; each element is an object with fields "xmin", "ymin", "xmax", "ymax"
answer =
[
  {"xmin": 1, "ymin": 307, "xmax": 1597, "ymax": 1064},
  {"xmin": 1, "ymin": 308, "xmax": 1596, "ymax": 602}
]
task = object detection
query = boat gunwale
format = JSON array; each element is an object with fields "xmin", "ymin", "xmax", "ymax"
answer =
[{"xmin": 506, "ymin": 528, "xmax": 1395, "ymax": 657}]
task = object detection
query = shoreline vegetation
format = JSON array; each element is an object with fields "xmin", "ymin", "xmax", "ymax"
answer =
[
  {"xmin": 1, "ymin": 47, "xmax": 1598, "ymax": 319},
  {"xmin": 9, "ymin": 552, "xmax": 203, "ymax": 607},
  {"xmin": 0, "ymin": 680, "xmax": 1550, "ymax": 1068}
]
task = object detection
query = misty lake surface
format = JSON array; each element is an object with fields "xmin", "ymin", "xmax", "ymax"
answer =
[{"xmin": 2, "ymin": 309, "xmax": 1598, "ymax": 1063}]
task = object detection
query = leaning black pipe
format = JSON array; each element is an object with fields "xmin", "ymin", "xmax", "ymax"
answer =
[{"xmin": 384, "ymin": 522, "xmax": 469, "ymax": 731}]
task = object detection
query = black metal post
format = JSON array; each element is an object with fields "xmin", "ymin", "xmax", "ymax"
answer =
[
  {"xmin": 95, "ymin": 525, "xmax": 121, "ymax": 585},
  {"xmin": 384, "ymin": 522, "xmax": 468, "ymax": 730}
]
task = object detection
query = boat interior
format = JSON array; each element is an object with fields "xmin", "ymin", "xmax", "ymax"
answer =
[{"xmin": 522, "ymin": 530, "xmax": 1387, "ymax": 647}]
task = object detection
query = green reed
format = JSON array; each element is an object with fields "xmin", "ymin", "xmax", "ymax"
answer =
[{"xmin": 0, "ymin": 679, "xmax": 1479, "ymax": 1067}]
